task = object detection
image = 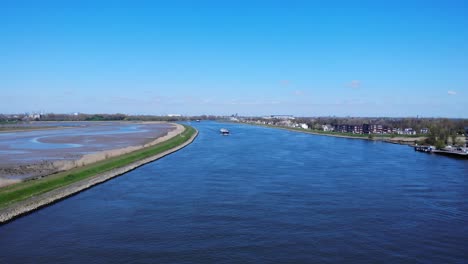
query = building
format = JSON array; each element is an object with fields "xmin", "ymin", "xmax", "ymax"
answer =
[
  {"xmin": 277, "ymin": 120, "xmax": 294, "ymax": 127},
  {"xmin": 420, "ymin": 128, "xmax": 430, "ymax": 134},
  {"xmin": 465, "ymin": 127, "xmax": 468, "ymax": 147},
  {"xmin": 403, "ymin": 128, "xmax": 416, "ymax": 135},
  {"xmin": 23, "ymin": 113, "xmax": 42, "ymax": 121},
  {"xmin": 322, "ymin": 124, "xmax": 334, "ymax": 132},
  {"xmin": 270, "ymin": 115, "xmax": 295, "ymax": 120},
  {"xmin": 350, "ymin": 125, "xmax": 362, "ymax": 134},
  {"xmin": 299, "ymin": 123, "xmax": 309, "ymax": 129},
  {"xmin": 362, "ymin": 124, "xmax": 370, "ymax": 134},
  {"xmin": 383, "ymin": 127, "xmax": 394, "ymax": 134},
  {"xmin": 370, "ymin": 124, "xmax": 383, "ymax": 134},
  {"xmin": 334, "ymin": 124, "xmax": 348, "ymax": 133}
]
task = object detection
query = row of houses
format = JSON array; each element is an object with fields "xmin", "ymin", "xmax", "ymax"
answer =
[
  {"xmin": 323, "ymin": 124, "xmax": 429, "ymax": 135},
  {"xmin": 239, "ymin": 117, "xmax": 433, "ymax": 136}
]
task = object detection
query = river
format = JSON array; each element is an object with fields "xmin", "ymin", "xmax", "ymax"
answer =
[{"xmin": 0, "ymin": 121, "xmax": 467, "ymax": 263}]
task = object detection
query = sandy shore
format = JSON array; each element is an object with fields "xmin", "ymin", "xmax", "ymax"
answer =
[
  {"xmin": 0, "ymin": 126, "xmax": 198, "ymax": 224},
  {"xmin": 54, "ymin": 123, "xmax": 185, "ymax": 171}
]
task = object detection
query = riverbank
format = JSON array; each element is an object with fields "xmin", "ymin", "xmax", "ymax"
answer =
[
  {"xmin": 0, "ymin": 125, "xmax": 198, "ymax": 224},
  {"xmin": 0, "ymin": 121, "xmax": 177, "ymax": 185},
  {"xmin": 239, "ymin": 122, "xmax": 425, "ymax": 145}
]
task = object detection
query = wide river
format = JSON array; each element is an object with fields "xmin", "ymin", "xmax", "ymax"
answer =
[{"xmin": 1, "ymin": 122, "xmax": 467, "ymax": 263}]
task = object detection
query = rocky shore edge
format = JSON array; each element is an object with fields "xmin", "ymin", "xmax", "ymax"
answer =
[{"xmin": 0, "ymin": 128, "xmax": 198, "ymax": 224}]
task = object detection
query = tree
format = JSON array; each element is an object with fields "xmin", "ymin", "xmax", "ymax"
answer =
[{"xmin": 435, "ymin": 140, "xmax": 445, "ymax": 150}]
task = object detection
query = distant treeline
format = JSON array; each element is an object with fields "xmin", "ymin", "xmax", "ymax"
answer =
[
  {"xmin": 293, "ymin": 117, "xmax": 468, "ymax": 134},
  {"xmin": 302, "ymin": 117, "xmax": 467, "ymax": 147},
  {"xmin": 0, "ymin": 113, "xmax": 219, "ymax": 122}
]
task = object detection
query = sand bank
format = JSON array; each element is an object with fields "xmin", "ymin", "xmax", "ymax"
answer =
[
  {"xmin": 0, "ymin": 126, "xmax": 198, "ymax": 224},
  {"xmin": 0, "ymin": 122, "xmax": 178, "ymax": 186}
]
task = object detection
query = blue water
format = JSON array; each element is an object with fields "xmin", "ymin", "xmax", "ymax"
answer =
[{"xmin": 1, "ymin": 122, "xmax": 467, "ymax": 263}]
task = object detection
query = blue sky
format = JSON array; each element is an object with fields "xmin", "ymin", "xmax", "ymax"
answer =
[{"xmin": 1, "ymin": 0, "xmax": 467, "ymax": 117}]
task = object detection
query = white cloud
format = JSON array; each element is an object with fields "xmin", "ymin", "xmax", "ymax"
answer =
[{"xmin": 447, "ymin": 90, "xmax": 457, "ymax": 95}]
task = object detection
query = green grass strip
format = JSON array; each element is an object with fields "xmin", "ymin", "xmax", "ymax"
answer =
[{"xmin": 0, "ymin": 125, "xmax": 196, "ymax": 209}]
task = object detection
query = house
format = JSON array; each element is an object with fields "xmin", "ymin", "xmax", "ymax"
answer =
[
  {"xmin": 277, "ymin": 120, "xmax": 294, "ymax": 127},
  {"xmin": 420, "ymin": 128, "xmax": 430, "ymax": 134},
  {"xmin": 322, "ymin": 124, "xmax": 334, "ymax": 132},
  {"xmin": 383, "ymin": 127, "xmax": 394, "ymax": 134},
  {"xmin": 370, "ymin": 124, "xmax": 383, "ymax": 134},
  {"xmin": 403, "ymin": 128, "xmax": 416, "ymax": 135},
  {"xmin": 362, "ymin": 124, "xmax": 370, "ymax": 134},
  {"xmin": 270, "ymin": 115, "xmax": 295, "ymax": 120},
  {"xmin": 27, "ymin": 113, "xmax": 41, "ymax": 119},
  {"xmin": 334, "ymin": 124, "xmax": 348, "ymax": 133},
  {"xmin": 349, "ymin": 125, "xmax": 362, "ymax": 134},
  {"xmin": 299, "ymin": 123, "xmax": 309, "ymax": 129}
]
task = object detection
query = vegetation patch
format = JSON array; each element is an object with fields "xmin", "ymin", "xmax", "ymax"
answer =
[{"xmin": 0, "ymin": 125, "xmax": 196, "ymax": 209}]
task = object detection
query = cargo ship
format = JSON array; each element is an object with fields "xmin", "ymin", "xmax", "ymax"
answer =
[{"xmin": 220, "ymin": 128, "xmax": 230, "ymax": 135}]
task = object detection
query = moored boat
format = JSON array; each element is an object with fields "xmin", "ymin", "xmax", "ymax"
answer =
[{"xmin": 414, "ymin": 145, "xmax": 434, "ymax": 152}]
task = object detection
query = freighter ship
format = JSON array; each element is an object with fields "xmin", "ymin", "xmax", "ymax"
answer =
[{"xmin": 220, "ymin": 128, "xmax": 230, "ymax": 135}]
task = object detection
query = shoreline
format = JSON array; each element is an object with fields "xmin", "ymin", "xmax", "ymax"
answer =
[
  {"xmin": 0, "ymin": 120, "xmax": 173, "ymax": 134},
  {"xmin": 0, "ymin": 122, "xmax": 180, "ymax": 186},
  {"xmin": 238, "ymin": 122, "xmax": 424, "ymax": 145},
  {"xmin": 0, "ymin": 125, "xmax": 198, "ymax": 224}
]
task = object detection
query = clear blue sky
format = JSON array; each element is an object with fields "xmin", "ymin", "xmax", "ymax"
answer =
[{"xmin": 1, "ymin": 0, "xmax": 467, "ymax": 117}]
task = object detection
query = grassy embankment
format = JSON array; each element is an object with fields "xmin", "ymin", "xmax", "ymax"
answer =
[{"xmin": 0, "ymin": 125, "xmax": 196, "ymax": 209}]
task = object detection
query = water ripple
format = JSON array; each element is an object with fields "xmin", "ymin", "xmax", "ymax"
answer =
[{"xmin": 0, "ymin": 121, "xmax": 467, "ymax": 263}]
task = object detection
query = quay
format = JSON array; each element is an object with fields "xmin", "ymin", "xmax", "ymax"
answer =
[
  {"xmin": 432, "ymin": 150, "xmax": 468, "ymax": 158},
  {"xmin": 414, "ymin": 145, "xmax": 468, "ymax": 158}
]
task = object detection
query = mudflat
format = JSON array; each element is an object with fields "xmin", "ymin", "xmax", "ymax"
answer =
[{"xmin": 0, "ymin": 121, "xmax": 180, "ymax": 187}]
